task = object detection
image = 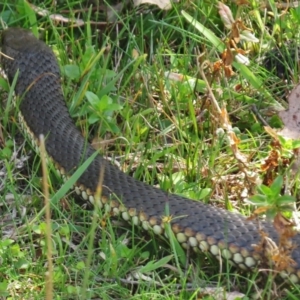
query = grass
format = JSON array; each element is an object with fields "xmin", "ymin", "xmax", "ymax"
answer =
[{"xmin": 1, "ymin": 0, "xmax": 300, "ymax": 299}]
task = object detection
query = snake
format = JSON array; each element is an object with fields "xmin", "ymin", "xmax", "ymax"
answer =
[{"xmin": 1, "ymin": 27, "xmax": 300, "ymax": 283}]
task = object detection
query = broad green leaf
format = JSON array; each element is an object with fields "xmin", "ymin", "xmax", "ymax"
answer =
[
  {"xmin": 4, "ymin": 69, "xmax": 19, "ymax": 128},
  {"xmin": 0, "ymin": 77, "xmax": 9, "ymax": 92},
  {"xmin": 276, "ymin": 195, "xmax": 296, "ymax": 206},
  {"xmin": 52, "ymin": 150, "xmax": 99, "ymax": 204},
  {"xmin": 85, "ymin": 91, "xmax": 99, "ymax": 106},
  {"xmin": 76, "ymin": 261, "xmax": 85, "ymax": 270},
  {"xmin": 88, "ymin": 113, "xmax": 100, "ymax": 124},
  {"xmin": 10, "ymin": 244, "xmax": 21, "ymax": 256},
  {"xmin": 198, "ymin": 188, "xmax": 211, "ymax": 200},
  {"xmin": 21, "ymin": 1, "xmax": 38, "ymax": 36},
  {"xmin": 233, "ymin": 62, "xmax": 277, "ymax": 106},
  {"xmin": 139, "ymin": 255, "xmax": 173, "ymax": 273},
  {"xmin": 292, "ymin": 140, "xmax": 300, "ymax": 149},
  {"xmin": 0, "ymin": 281, "xmax": 9, "ymax": 297},
  {"xmin": 280, "ymin": 205, "xmax": 295, "ymax": 212},
  {"xmin": 117, "ymin": 243, "xmax": 132, "ymax": 258},
  {"xmin": 266, "ymin": 208, "xmax": 278, "ymax": 220},
  {"xmin": 14, "ymin": 258, "xmax": 30, "ymax": 269},
  {"xmin": 257, "ymin": 184, "xmax": 273, "ymax": 197},
  {"xmin": 270, "ymin": 175, "xmax": 283, "ymax": 195},
  {"xmin": 0, "ymin": 239, "xmax": 14, "ymax": 248},
  {"xmin": 181, "ymin": 10, "xmax": 224, "ymax": 52},
  {"xmin": 106, "ymin": 103, "xmax": 123, "ymax": 112},
  {"xmin": 98, "ymin": 95, "xmax": 112, "ymax": 110},
  {"xmin": 248, "ymin": 194, "xmax": 268, "ymax": 206},
  {"xmin": 64, "ymin": 64, "xmax": 81, "ymax": 80}
]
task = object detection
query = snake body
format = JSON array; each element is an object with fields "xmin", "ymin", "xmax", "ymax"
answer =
[{"xmin": 2, "ymin": 27, "xmax": 300, "ymax": 282}]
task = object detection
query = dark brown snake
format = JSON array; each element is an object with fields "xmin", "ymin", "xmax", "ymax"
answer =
[{"xmin": 2, "ymin": 27, "xmax": 300, "ymax": 283}]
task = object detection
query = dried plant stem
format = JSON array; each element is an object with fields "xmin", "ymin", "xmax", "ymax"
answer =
[
  {"xmin": 81, "ymin": 167, "xmax": 105, "ymax": 299},
  {"xmin": 199, "ymin": 61, "xmax": 259, "ymax": 184},
  {"xmin": 39, "ymin": 134, "xmax": 53, "ymax": 300}
]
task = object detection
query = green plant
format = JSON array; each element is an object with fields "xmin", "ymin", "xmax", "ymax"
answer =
[{"xmin": 248, "ymin": 175, "xmax": 296, "ymax": 219}]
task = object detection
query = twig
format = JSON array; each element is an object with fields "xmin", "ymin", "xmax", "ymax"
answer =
[{"xmin": 29, "ymin": 2, "xmax": 109, "ymax": 27}]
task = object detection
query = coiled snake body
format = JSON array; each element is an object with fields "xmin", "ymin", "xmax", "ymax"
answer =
[{"xmin": 2, "ymin": 27, "xmax": 300, "ymax": 282}]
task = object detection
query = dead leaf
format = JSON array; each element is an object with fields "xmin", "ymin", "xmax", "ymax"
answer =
[
  {"xmin": 253, "ymin": 206, "xmax": 270, "ymax": 215},
  {"xmin": 133, "ymin": 0, "xmax": 179, "ymax": 10},
  {"xmin": 260, "ymin": 149, "xmax": 279, "ymax": 172},
  {"xmin": 218, "ymin": 2, "xmax": 235, "ymax": 29},
  {"xmin": 223, "ymin": 43, "xmax": 234, "ymax": 66},
  {"xmin": 231, "ymin": 22, "xmax": 241, "ymax": 43},
  {"xmin": 198, "ymin": 287, "xmax": 246, "ymax": 300},
  {"xmin": 273, "ymin": 212, "xmax": 296, "ymax": 237},
  {"xmin": 278, "ymin": 83, "xmax": 300, "ymax": 140},
  {"xmin": 132, "ymin": 49, "xmax": 140, "ymax": 59},
  {"xmin": 265, "ymin": 126, "xmax": 280, "ymax": 140},
  {"xmin": 164, "ymin": 72, "xmax": 185, "ymax": 82}
]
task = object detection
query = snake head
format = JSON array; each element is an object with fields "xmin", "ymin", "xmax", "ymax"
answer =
[
  {"xmin": 1, "ymin": 28, "xmax": 38, "ymax": 53},
  {"xmin": 1, "ymin": 27, "xmax": 60, "ymax": 92}
]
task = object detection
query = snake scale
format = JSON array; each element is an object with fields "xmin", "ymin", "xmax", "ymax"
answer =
[{"xmin": 2, "ymin": 27, "xmax": 300, "ymax": 282}]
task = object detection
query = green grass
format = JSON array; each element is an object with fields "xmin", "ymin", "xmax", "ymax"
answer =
[{"xmin": 1, "ymin": 0, "xmax": 300, "ymax": 299}]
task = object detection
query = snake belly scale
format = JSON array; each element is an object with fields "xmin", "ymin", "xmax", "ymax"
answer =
[{"xmin": 2, "ymin": 27, "xmax": 300, "ymax": 282}]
